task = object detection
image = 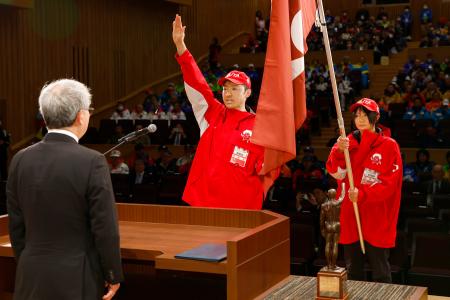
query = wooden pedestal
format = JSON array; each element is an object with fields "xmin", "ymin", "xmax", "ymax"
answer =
[{"xmin": 316, "ymin": 267, "xmax": 348, "ymax": 300}]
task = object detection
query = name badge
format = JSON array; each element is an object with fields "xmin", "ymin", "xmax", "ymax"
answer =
[
  {"xmin": 230, "ymin": 146, "xmax": 249, "ymax": 167},
  {"xmin": 361, "ymin": 168, "xmax": 381, "ymax": 187}
]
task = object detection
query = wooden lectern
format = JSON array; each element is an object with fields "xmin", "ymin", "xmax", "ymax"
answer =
[{"xmin": 0, "ymin": 203, "xmax": 290, "ymax": 300}]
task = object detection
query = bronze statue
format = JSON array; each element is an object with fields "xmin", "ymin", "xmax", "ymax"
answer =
[{"xmin": 320, "ymin": 185, "xmax": 345, "ymax": 270}]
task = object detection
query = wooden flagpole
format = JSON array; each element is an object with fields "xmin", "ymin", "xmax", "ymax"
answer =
[{"xmin": 316, "ymin": 0, "xmax": 365, "ymax": 254}]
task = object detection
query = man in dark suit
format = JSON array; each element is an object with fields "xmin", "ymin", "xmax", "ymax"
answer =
[
  {"xmin": 423, "ymin": 164, "xmax": 450, "ymax": 207},
  {"xmin": 6, "ymin": 79, "xmax": 123, "ymax": 300}
]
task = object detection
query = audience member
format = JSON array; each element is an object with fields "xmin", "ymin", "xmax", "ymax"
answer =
[
  {"xmin": 168, "ymin": 103, "xmax": 187, "ymax": 120},
  {"xmin": 131, "ymin": 104, "xmax": 149, "ymax": 120},
  {"xmin": 110, "ymin": 102, "xmax": 131, "ymax": 120},
  {"xmin": 128, "ymin": 143, "xmax": 153, "ymax": 169},
  {"xmin": 108, "ymin": 124, "xmax": 126, "ymax": 144},
  {"xmin": 420, "ymin": 4, "xmax": 433, "ymax": 25},
  {"xmin": 423, "ymin": 164, "xmax": 450, "ymax": 207},
  {"xmin": 402, "ymin": 153, "xmax": 418, "ymax": 183},
  {"xmin": 109, "ymin": 150, "xmax": 129, "ymax": 174},
  {"xmin": 133, "ymin": 124, "xmax": 151, "ymax": 145},
  {"xmin": 154, "ymin": 145, "xmax": 178, "ymax": 177},
  {"xmin": 176, "ymin": 144, "xmax": 195, "ymax": 174},
  {"xmin": 411, "ymin": 149, "xmax": 435, "ymax": 182},
  {"xmin": 292, "ymin": 156, "xmax": 325, "ymax": 192},
  {"xmin": 168, "ymin": 123, "xmax": 188, "ymax": 145},
  {"xmin": 400, "ymin": 6, "xmax": 413, "ymax": 39},
  {"xmin": 403, "ymin": 98, "xmax": 432, "ymax": 120},
  {"xmin": 129, "ymin": 159, "xmax": 154, "ymax": 186}
]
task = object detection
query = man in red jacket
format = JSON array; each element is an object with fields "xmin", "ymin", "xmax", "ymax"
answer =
[
  {"xmin": 326, "ymin": 98, "xmax": 402, "ymax": 283},
  {"xmin": 172, "ymin": 15, "xmax": 264, "ymax": 209}
]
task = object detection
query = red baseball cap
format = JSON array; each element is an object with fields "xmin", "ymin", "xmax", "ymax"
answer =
[
  {"xmin": 350, "ymin": 98, "xmax": 380, "ymax": 115},
  {"xmin": 218, "ymin": 70, "xmax": 251, "ymax": 89}
]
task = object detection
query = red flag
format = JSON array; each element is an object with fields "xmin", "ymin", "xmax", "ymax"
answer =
[{"xmin": 251, "ymin": 0, "xmax": 317, "ymax": 193}]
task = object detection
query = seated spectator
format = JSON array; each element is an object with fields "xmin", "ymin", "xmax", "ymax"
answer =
[
  {"xmin": 423, "ymin": 164, "xmax": 450, "ymax": 207},
  {"xmin": 107, "ymin": 124, "xmax": 125, "ymax": 144},
  {"xmin": 144, "ymin": 92, "xmax": 162, "ymax": 115},
  {"xmin": 403, "ymin": 98, "xmax": 432, "ymax": 120},
  {"xmin": 143, "ymin": 89, "xmax": 157, "ymax": 112},
  {"xmin": 402, "ymin": 86, "xmax": 426, "ymax": 108},
  {"xmin": 168, "ymin": 103, "xmax": 186, "ymax": 120},
  {"xmin": 110, "ymin": 102, "xmax": 131, "ymax": 120},
  {"xmin": 168, "ymin": 123, "xmax": 188, "ymax": 145},
  {"xmin": 133, "ymin": 124, "xmax": 151, "ymax": 146},
  {"xmin": 131, "ymin": 104, "xmax": 149, "ymax": 120},
  {"xmin": 418, "ymin": 125, "xmax": 445, "ymax": 148},
  {"xmin": 292, "ymin": 156, "xmax": 325, "ymax": 192},
  {"xmin": 129, "ymin": 159, "xmax": 154, "ymax": 186},
  {"xmin": 160, "ymin": 82, "xmax": 178, "ymax": 104},
  {"xmin": 381, "ymin": 83, "xmax": 402, "ymax": 106},
  {"xmin": 176, "ymin": 144, "xmax": 195, "ymax": 174},
  {"xmin": 295, "ymin": 190, "xmax": 321, "ymax": 214},
  {"xmin": 128, "ymin": 143, "xmax": 153, "ymax": 169},
  {"xmin": 431, "ymin": 98, "xmax": 450, "ymax": 125},
  {"xmin": 154, "ymin": 146, "xmax": 178, "ymax": 177},
  {"xmin": 422, "ymin": 82, "xmax": 442, "ymax": 104},
  {"xmin": 402, "ymin": 153, "xmax": 418, "ymax": 183},
  {"xmin": 109, "ymin": 150, "xmax": 129, "ymax": 174},
  {"xmin": 411, "ymin": 149, "xmax": 435, "ymax": 182}
]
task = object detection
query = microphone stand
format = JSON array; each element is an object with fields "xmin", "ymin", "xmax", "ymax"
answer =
[{"xmin": 103, "ymin": 135, "xmax": 142, "ymax": 156}]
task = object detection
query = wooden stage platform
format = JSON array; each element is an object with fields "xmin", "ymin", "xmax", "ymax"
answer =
[{"xmin": 258, "ymin": 276, "xmax": 428, "ymax": 300}]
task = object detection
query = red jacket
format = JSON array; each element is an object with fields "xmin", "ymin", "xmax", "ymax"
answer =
[
  {"xmin": 176, "ymin": 50, "xmax": 264, "ymax": 209},
  {"xmin": 326, "ymin": 130, "xmax": 402, "ymax": 248}
]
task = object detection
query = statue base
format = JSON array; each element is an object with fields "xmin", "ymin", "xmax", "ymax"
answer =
[{"xmin": 316, "ymin": 266, "xmax": 348, "ymax": 300}]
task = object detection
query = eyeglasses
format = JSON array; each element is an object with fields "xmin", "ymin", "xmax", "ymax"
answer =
[{"xmin": 82, "ymin": 107, "xmax": 95, "ymax": 115}]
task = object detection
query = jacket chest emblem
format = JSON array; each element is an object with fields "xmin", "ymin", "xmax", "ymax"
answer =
[
  {"xmin": 241, "ymin": 130, "xmax": 252, "ymax": 143},
  {"xmin": 371, "ymin": 153, "xmax": 382, "ymax": 165}
]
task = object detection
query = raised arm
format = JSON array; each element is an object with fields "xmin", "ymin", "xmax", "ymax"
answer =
[
  {"xmin": 172, "ymin": 14, "xmax": 187, "ymax": 56},
  {"xmin": 172, "ymin": 14, "xmax": 221, "ymax": 136}
]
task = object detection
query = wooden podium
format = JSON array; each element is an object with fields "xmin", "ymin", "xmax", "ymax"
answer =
[{"xmin": 0, "ymin": 203, "xmax": 290, "ymax": 300}]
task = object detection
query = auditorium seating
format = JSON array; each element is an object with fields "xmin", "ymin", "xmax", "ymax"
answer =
[
  {"xmin": 407, "ymin": 233, "xmax": 450, "ymax": 296},
  {"xmin": 405, "ymin": 218, "xmax": 447, "ymax": 253}
]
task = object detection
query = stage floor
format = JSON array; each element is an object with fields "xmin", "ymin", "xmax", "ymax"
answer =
[{"xmin": 258, "ymin": 276, "xmax": 429, "ymax": 300}]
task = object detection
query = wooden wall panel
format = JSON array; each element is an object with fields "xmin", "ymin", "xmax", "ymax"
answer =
[{"xmin": 0, "ymin": 0, "xmax": 272, "ymax": 147}]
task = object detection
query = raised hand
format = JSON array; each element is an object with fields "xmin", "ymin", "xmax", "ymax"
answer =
[{"xmin": 172, "ymin": 14, "xmax": 187, "ymax": 55}]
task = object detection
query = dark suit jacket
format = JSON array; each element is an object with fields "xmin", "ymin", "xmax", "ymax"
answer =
[
  {"xmin": 423, "ymin": 179, "xmax": 450, "ymax": 195},
  {"xmin": 6, "ymin": 133, "xmax": 124, "ymax": 300}
]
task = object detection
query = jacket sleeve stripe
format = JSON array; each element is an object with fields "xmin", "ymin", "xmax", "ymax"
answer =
[{"xmin": 184, "ymin": 82, "xmax": 209, "ymax": 136}]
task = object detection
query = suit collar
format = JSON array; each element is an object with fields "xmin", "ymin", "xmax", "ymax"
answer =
[{"xmin": 44, "ymin": 132, "xmax": 78, "ymax": 144}]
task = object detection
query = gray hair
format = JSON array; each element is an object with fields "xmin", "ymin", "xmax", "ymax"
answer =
[{"xmin": 38, "ymin": 79, "xmax": 92, "ymax": 129}]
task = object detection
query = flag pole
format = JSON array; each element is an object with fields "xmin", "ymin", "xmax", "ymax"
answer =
[{"xmin": 316, "ymin": 0, "xmax": 365, "ymax": 254}]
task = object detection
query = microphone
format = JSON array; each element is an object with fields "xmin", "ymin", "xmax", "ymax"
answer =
[{"xmin": 118, "ymin": 124, "xmax": 157, "ymax": 143}]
